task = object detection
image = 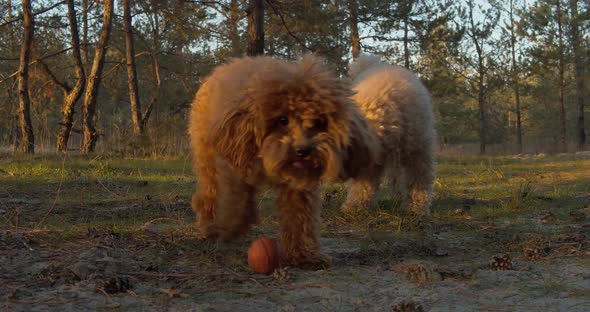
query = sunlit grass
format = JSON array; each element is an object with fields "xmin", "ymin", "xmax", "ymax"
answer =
[{"xmin": 1, "ymin": 153, "xmax": 589, "ymax": 238}]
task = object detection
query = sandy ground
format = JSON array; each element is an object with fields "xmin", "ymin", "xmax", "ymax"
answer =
[{"xmin": 2, "ymin": 216, "xmax": 589, "ymax": 312}]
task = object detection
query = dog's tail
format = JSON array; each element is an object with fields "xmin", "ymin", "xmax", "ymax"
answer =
[{"xmin": 348, "ymin": 53, "xmax": 382, "ymax": 80}]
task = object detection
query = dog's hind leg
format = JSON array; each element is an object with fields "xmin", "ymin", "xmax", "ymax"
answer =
[
  {"xmin": 340, "ymin": 164, "xmax": 383, "ymax": 214},
  {"xmin": 383, "ymin": 159, "xmax": 404, "ymax": 201},
  {"xmin": 400, "ymin": 150, "xmax": 435, "ymax": 215}
]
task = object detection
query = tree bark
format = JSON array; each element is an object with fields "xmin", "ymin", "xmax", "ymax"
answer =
[
  {"xmin": 229, "ymin": 0, "xmax": 241, "ymax": 57},
  {"xmin": 17, "ymin": 0, "xmax": 35, "ymax": 154},
  {"xmin": 403, "ymin": 16, "xmax": 410, "ymax": 69},
  {"xmin": 7, "ymin": 0, "xmax": 12, "ymax": 26},
  {"xmin": 81, "ymin": 0, "xmax": 114, "ymax": 154},
  {"xmin": 56, "ymin": 0, "xmax": 86, "ymax": 152},
  {"xmin": 141, "ymin": 1, "xmax": 161, "ymax": 130},
  {"xmin": 569, "ymin": 0, "xmax": 585, "ymax": 150},
  {"xmin": 401, "ymin": 1, "xmax": 413, "ymax": 69},
  {"xmin": 247, "ymin": 0, "xmax": 264, "ymax": 56},
  {"xmin": 82, "ymin": 0, "xmax": 89, "ymax": 72},
  {"xmin": 123, "ymin": 0, "xmax": 143, "ymax": 137},
  {"xmin": 509, "ymin": 0, "xmax": 523, "ymax": 153},
  {"xmin": 556, "ymin": 0, "xmax": 567, "ymax": 153},
  {"xmin": 467, "ymin": 0, "xmax": 486, "ymax": 154},
  {"xmin": 7, "ymin": 0, "xmax": 20, "ymax": 153},
  {"xmin": 348, "ymin": 0, "xmax": 360, "ymax": 59},
  {"xmin": 478, "ymin": 66, "xmax": 486, "ymax": 155}
]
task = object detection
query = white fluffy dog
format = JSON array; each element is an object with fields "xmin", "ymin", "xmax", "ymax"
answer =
[{"xmin": 340, "ymin": 54, "xmax": 436, "ymax": 215}]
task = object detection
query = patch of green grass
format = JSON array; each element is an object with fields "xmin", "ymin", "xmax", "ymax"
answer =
[
  {"xmin": 1, "ymin": 153, "xmax": 589, "ymax": 245},
  {"xmin": 0, "ymin": 155, "xmax": 195, "ymax": 233}
]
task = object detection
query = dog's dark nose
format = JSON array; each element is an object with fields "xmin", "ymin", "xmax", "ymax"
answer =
[{"xmin": 295, "ymin": 146, "xmax": 313, "ymax": 158}]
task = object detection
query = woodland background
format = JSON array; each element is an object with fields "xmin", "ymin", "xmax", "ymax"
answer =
[{"xmin": 0, "ymin": 0, "xmax": 588, "ymax": 156}]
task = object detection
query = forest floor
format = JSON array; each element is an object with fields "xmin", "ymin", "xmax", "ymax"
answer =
[{"xmin": 1, "ymin": 153, "xmax": 589, "ymax": 311}]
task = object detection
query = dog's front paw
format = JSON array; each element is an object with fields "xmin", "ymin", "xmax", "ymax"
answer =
[
  {"xmin": 340, "ymin": 202, "xmax": 367, "ymax": 215},
  {"xmin": 283, "ymin": 253, "xmax": 332, "ymax": 270},
  {"xmin": 195, "ymin": 225, "xmax": 217, "ymax": 240},
  {"xmin": 200, "ymin": 224, "xmax": 248, "ymax": 242},
  {"xmin": 409, "ymin": 205, "xmax": 432, "ymax": 217}
]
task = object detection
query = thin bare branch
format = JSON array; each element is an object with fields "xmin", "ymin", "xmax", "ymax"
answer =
[
  {"xmin": 265, "ymin": 0, "xmax": 313, "ymax": 52},
  {"xmin": 184, "ymin": 0, "xmax": 231, "ymax": 12},
  {"xmin": 0, "ymin": 47, "xmax": 73, "ymax": 84},
  {"xmin": 0, "ymin": 0, "xmax": 66, "ymax": 28},
  {"xmin": 36, "ymin": 59, "xmax": 72, "ymax": 93}
]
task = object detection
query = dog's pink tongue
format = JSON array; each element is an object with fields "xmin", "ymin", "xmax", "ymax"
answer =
[{"xmin": 292, "ymin": 161, "xmax": 305, "ymax": 169}]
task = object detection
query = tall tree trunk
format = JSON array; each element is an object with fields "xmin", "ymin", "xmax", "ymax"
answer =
[
  {"xmin": 141, "ymin": 52, "xmax": 160, "ymax": 129},
  {"xmin": 569, "ymin": 0, "xmax": 585, "ymax": 150},
  {"xmin": 247, "ymin": 0, "xmax": 264, "ymax": 56},
  {"xmin": 7, "ymin": 0, "xmax": 13, "ymax": 28},
  {"xmin": 468, "ymin": 0, "xmax": 486, "ymax": 154},
  {"xmin": 229, "ymin": 0, "xmax": 241, "ymax": 57},
  {"xmin": 123, "ymin": 0, "xmax": 143, "ymax": 137},
  {"xmin": 17, "ymin": 0, "xmax": 35, "ymax": 154},
  {"xmin": 509, "ymin": 0, "xmax": 523, "ymax": 154},
  {"xmin": 478, "ymin": 67, "xmax": 486, "ymax": 155},
  {"xmin": 7, "ymin": 0, "xmax": 20, "ymax": 153},
  {"xmin": 141, "ymin": 2, "xmax": 161, "ymax": 130},
  {"xmin": 56, "ymin": 0, "xmax": 86, "ymax": 152},
  {"xmin": 348, "ymin": 0, "xmax": 360, "ymax": 59},
  {"xmin": 82, "ymin": 0, "xmax": 89, "ymax": 72},
  {"xmin": 403, "ymin": 16, "xmax": 410, "ymax": 69},
  {"xmin": 556, "ymin": 0, "xmax": 567, "ymax": 153},
  {"xmin": 401, "ymin": 1, "xmax": 413, "ymax": 69},
  {"xmin": 81, "ymin": 0, "xmax": 114, "ymax": 154}
]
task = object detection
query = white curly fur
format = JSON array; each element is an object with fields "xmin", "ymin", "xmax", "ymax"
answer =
[
  {"xmin": 342, "ymin": 53, "xmax": 436, "ymax": 215},
  {"xmin": 348, "ymin": 53, "xmax": 383, "ymax": 80}
]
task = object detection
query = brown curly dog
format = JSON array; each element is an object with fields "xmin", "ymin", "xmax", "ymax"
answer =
[{"xmin": 188, "ymin": 54, "xmax": 378, "ymax": 268}]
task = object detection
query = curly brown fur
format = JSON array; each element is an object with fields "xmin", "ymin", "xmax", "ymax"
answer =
[
  {"xmin": 340, "ymin": 54, "xmax": 436, "ymax": 215},
  {"xmin": 188, "ymin": 54, "xmax": 376, "ymax": 267}
]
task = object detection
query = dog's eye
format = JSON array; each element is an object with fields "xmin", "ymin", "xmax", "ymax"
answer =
[
  {"xmin": 278, "ymin": 116, "xmax": 289, "ymax": 126},
  {"xmin": 312, "ymin": 118, "xmax": 326, "ymax": 130}
]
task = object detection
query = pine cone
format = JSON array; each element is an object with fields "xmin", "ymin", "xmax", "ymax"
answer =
[
  {"xmin": 399, "ymin": 263, "xmax": 436, "ymax": 285},
  {"xmin": 489, "ymin": 253, "xmax": 513, "ymax": 270},
  {"xmin": 391, "ymin": 301, "xmax": 425, "ymax": 312},
  {"xmin": 322, "ymin": 189, "xmax": 338, "ymax": 202},
  {"xmin": 569, "ymin": 211, "xmax": 586, "ymax": 221},
  {"xmin": 103, "ymin": 276, "xmax": 131, "ymax": 294},
  {"xmin": 523, "ymin": 247, "xmax": 545, "ymax": 261},
  {"xmin": 272, "ymin": 267, "xmax": 291, "ymax": 282},
  {"xmin": 541, "ymin": 212, "xmax": 557, "ymax": 223}
]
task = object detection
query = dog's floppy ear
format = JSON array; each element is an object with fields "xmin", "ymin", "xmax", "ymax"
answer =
[
  {"xmin": 211, "ymin": 108, "xmax": 260, "ymax": 171},
  {"xmin": 341, "ymin": 108, "xmax": 381, "ymax": 179}
]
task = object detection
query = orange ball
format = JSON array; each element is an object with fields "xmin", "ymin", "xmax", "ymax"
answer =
[{"xmin": 247, "ymin": 237, "xmax": 281, "ymax": 274}]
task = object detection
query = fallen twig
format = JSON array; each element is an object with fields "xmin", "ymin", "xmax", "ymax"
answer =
[{"xmin": 96, "ymin": 287, "xmax": 114, "ymax": 303}]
